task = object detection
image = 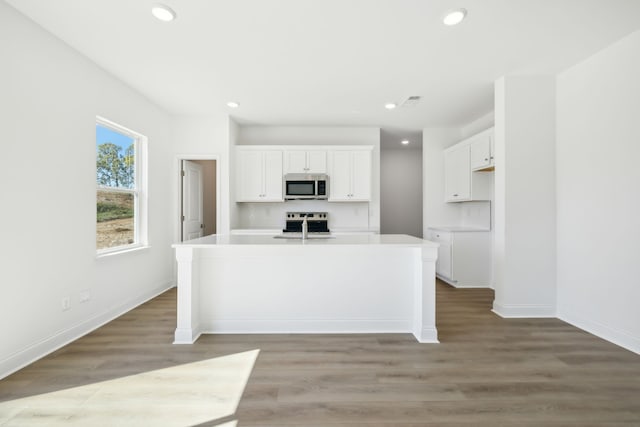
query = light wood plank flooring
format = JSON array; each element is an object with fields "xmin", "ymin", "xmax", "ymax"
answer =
[{"xmin": 1, "ymin": 281, "xmax": 639, "ymax": 426}]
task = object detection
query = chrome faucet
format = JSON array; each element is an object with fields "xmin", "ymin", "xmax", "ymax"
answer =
[{"xmin": 301, "ymin": 216, "xmax": 308, "ymax": 240}]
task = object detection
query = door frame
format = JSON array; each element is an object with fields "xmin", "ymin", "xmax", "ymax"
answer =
[{"xmin": 175, "ymin": 154, "xmax": 221, "ymax": 244}]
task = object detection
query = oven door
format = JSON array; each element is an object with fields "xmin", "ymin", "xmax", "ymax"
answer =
[{"xmin": 285, "ymin": 180, "xmax": 317, "ymax": 199}]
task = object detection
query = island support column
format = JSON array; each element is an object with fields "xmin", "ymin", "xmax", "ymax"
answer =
[
  {"xmin": 413, "ymin": 245, "xmax": 439, "ymax": 343},
  {"xmin": 174, "ymin": 246, "xmax": 200, "ymax": 344}
]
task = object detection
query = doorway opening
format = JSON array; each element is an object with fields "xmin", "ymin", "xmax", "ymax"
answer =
[
  {"xmin": 180, "ymin": 159, "xmax": 218, "ymax": 242},
  {"xmin": 380, "ymin": 129, "xmax": 423, "ymax": 237}
]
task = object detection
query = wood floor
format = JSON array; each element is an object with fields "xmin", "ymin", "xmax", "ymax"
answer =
[{"xmin": 1, "ymin": 281, "xmax": 639, "ymax": 426}]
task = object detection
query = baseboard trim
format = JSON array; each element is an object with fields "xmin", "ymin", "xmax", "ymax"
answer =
[
  {"xmin": 437, "ymin": 274, "xmax": 490, "ymax": 289},
  {"xmin": 452, "ymin": 283, "xmax": 492, "ymax": 289},
  {"xmin": 436, "ymin": 274, "xmax": 456, "ymax": 286},
  {"xmin": 492, "ymin": 300, "xmax": 555, "ymax": 318},
  {"xmin": 0, "ymin": 281, "xmax": 174, "ymax": 380},
  {"xmin": 173, "ymin": 325, "xmax": 202, "ymax": 344},
  {"xmin": 558, "ymin": 307, "xmax": 640, "ymax": 355},
  {"xmin": 199, "ymin": 319, "xmax": 411, "ymax": 334},
  {"xmin": 413, "ymin": 327, "xmax": 439, "ymax": 343}
]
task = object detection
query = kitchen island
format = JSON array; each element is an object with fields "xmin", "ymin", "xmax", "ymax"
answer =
[{"xmin": 172, "ymin": 234, "xmax": 439, "ymax": 344}]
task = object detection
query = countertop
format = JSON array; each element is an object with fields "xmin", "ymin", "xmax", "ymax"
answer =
[
  {"xmin": 231, "ymin": 228, "xmax": 380, "ymax": 235},
  {"xmin": 428, "ymin": 226, "xmax": 491, "ymax": 232},
  {"xmin": 173, "ymin": 233, "xmax": 438, "ymax": 248}
]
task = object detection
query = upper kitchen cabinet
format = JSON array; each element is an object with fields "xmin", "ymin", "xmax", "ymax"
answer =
[
  {"xmin": 470, "ymin": 128, "xmax": 494, "ymax": 171},
  {"xmin": 284, "ymin": 149, "xmax": 327, "ymax": 174},
  {"xmin": 328, "ymin": 148, "xmax": 372, "ymax": 201},
  {"xmin": 236, "ymin": 148, "xmax": 283, "ymax": 202},
  {"xmin": 445, "ymin": 144, "xmax": 471, "ymax": 202},
  {"xmin": 444, "ymin": 129, "xmax": 493, "ymax": 203}
]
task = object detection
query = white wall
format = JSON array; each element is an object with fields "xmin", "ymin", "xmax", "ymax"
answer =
[
  {"xmin": 493, "ymin": 75, "xmax": 557, "ymax": 317},
  {"xmin": 460, "ymin": 112, "xmax": 494, "ymax": 140},
  {"xmin": 236, "ymin": 126, "xmax": 381, "ymax": 231},
  {"xmin": 380, "ymin": 145, "xmax": 423, "ymax": 237},
  {"xmin": 0, "ymin": 3, "xmax": 174, "ymax": 378},
  {"xmin": 556, "ymin": 30, "xmax": 640, "ymax": 353},
  {"xmin": 239, "ymin": 126, "xmax": 379, "ymax": 146}
]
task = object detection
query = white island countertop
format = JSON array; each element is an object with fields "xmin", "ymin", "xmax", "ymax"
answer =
[
  {"xmin": 172, "ymin": 233, "xmax": 439, "ymax": 345},
  {"xmin": 173, "ymin": 233, "xmax": 438, "ymax": 248}
]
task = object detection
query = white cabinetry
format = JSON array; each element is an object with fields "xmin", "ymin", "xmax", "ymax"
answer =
[
  {"xmin": 444, "ymin": 128, "xmax": 493, "ymax": 202},
  {"xmin": 284, "ymin": 150, "xmax": 327, "ymax": 174},
  {"xmin": 328, "ymin": 149, "xmax": 372, "ymax": 201},
  {"xmin": 431, "ymin": 230, "xmax": 453, "ymax": 279},
  {"xmin": 236, "ymin": 149, "xmax": 283, "ymax": 202},
  {"xmin": 445, "ymin": 145, "xmax": 471, "ymax": 202},
  {"xmin": 427, "ymin": 228, "xmax": 492, "ymax": 288},
  {"xmin": 470, "ymin": 129, "xmax": 494, "ymax": 171}
]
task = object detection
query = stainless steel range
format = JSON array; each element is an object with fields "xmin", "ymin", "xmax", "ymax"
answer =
[{"xmin": 283, "ymin": 212, "xmax": 330, "ymax": 234}]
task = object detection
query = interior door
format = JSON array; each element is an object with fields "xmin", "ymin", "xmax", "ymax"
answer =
[{"xmin": 182, "ymin": 160, "xmax": 204, "ymax": 241}]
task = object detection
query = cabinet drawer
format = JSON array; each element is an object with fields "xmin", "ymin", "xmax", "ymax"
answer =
[{"xmin": 428, "ymin": 230, "xmax": 452, "ymax": 245}]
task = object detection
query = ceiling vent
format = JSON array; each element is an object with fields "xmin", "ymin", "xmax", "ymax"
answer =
[{"xmin": 400, "ymin": 96, "xmax": 421, "ymax": 108}]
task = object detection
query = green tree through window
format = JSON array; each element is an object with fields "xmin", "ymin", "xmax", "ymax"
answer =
[{"xmin": 96, "ymin": 142, "xmax": 135, "ymax": 188}]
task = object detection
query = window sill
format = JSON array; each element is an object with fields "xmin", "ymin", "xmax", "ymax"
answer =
[{"xmin": 96, "ymin": 244, "xmax": 150, "ymax": 259}]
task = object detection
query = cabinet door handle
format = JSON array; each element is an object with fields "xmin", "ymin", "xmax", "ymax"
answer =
[
  {"xmin": 453, "ymin": 194, "xmax": 458, "ymax": 197},
  {"xmin": 484, "ymin": 158, "xmax": 488, "ymax": 161}
]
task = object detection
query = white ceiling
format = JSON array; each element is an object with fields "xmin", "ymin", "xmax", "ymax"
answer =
[{"xmin": 6, "ymin": 0, "xmax": 640, "ymax": 132}]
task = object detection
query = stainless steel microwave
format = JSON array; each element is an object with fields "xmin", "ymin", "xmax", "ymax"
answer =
[{"xmin": 284, "ymin": 174, "xmax": 329, "ymax": 200}]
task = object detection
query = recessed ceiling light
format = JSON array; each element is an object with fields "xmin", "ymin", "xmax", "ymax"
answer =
[
  {"xmin": 227, "ymin": 101, "xmax": 239, "ymax": 108},
  {"xmin": 152, "ymin": 4, "xmax": 177, "ymax": 22},
  {"xmin": 385, "ymin": 103, "xmax": 397, "ymax": 110},
  {"xmin": 401, "ymin": 140, "xmax": 410, "ymax": 145},
  {"xmin": 443, "ymin": 8, "xmax": 467, "ymax": 26}
]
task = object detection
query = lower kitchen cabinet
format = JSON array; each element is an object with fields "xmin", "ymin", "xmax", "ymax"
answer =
[{"xmin": 426, "ymin": 228, "xmax": 492, "ymax": 288}]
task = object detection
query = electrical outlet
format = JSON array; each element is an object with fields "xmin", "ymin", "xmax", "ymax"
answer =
[
  {"xmin": 61, "ymin": 297, "xmax": 71, "ymax": 311},
  {"xmin": 79, "ymin": 291, "xmax": 90, "ymax": 303}
]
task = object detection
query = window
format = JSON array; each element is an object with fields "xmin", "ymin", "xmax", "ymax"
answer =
[{"xmin": 96, "ymin": 117, "xmax": 147, "ymax": 254}]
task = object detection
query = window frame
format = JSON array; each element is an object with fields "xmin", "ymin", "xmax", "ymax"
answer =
[{"xmin": 96, "ymin": 116, "xmax": 148, "ymax": 256}]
